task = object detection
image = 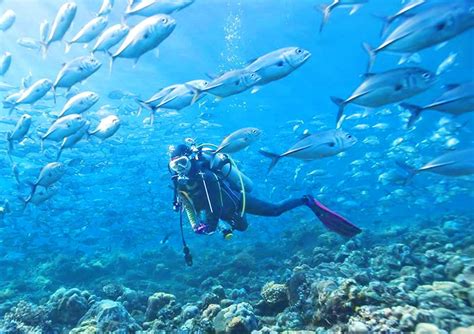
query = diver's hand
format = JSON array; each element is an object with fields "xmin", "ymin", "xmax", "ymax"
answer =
[{"xmin": 194, "ymin": 223, "xmax": 210, "ymax": 234}]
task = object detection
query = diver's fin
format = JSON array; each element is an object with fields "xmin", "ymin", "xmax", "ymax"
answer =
[
  {"xmin": 259, "ymin": 149, "xmax": 282, "ymax": 174},
  {"xmin": 305, "ymin": 195, "xmax": 362, "ymax": 237},
  {"xmin": 400, "ymin": 102, "xmax": 424, "ymax": 128},
  {"xmin": 330, "ymin": 96, "xmax": 346, "ymax": 126}
]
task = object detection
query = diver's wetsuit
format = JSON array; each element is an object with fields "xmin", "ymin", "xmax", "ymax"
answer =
[{"xmin": 174, "ymin": 157, "xmax": 307, "ymax": 234}]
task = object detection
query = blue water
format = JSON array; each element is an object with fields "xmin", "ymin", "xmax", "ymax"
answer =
[{"xmin": 0, "ymin": 0, "xmax": 473, "ymax": 332}]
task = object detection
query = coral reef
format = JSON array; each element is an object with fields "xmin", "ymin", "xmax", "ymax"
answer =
[{"xmin": 0, "ymin": 214, "xmax": 473, "ymax": 332}]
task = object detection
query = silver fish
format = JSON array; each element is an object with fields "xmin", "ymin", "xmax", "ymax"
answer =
[
  {"xmin": 98, "ymin": 0, "xmax": 114, "ymax": 16},
  {"xmin": 53, "ymin": 56, "xmax": 102, "ymax": 92},
  {"xmin": 376, "ymin": 0, "xmax": 426, "ymax": 37},
  {"xmin": 260, "ymin": 129, "xmax": 357, "ymax": 172},
  {"xmin": 59, "ymin": 91, "xmax": 100, "ymax": 117},
  {"xmin": 57, "ymin": 121, "xmax": 91, "ymax": 160},
  {"xmin": 33, "ymin": 162, "xmax": 65, "ymax": 188},
  {"xmin": 92, "ymin": 24, "xmax": 129, "ymax": 55},
  {"xmin": 13, "ymin": 79, "xmax": 53, "ymax": 111},
  {"xmin": 0, "ymin": 9, "xmax": 16, "ymax": 32},
  {"xmin": 112, "ymin": 14, "xmax": 176, "ymax": 66},
  {"xmin": 7, "ymin": 114, "xmax": 32, "ymax": 152},
  {"xmin": 40, "ymin": 20, "xmax": 50, "ymax": 43},
  {"xmin": 187, "ymin": 69, "xmax": 261, "ymax": 102},
  {"xmin": 42, "ymin": 114, "xmax": 86, "ymax": 144},
  {"xmin": 397, "ymin": 148, "xmax": 474, "ymax": 177},
  {"xmin": 364, "ymin": 1, "xmax": 474, "ymax": 70},
  {"xmin": 44, "ymin": 2, "xmax": 77, "ymax": 55},
  {"xmin": 0, "ymin": 52, "xmax": 12, "ymax": 76},
  {"xmin": 244, "ymin": 47, "xmax": 311, "ymax": 90},
  {"xmin": 215, "ymin": 127, "xmax": 262, "ymax": 154},
  {"xmin": 65, "ymin": 16, "xmax": 109, "ymax": 53},
  {"xmin": 316, "ymin": 0, "xmax": 368, "ymax": 32},
  {"xmin": 17, "ymin": 37, "xmax": 42, "ymax": 50},
  {"xmin": 89, "ymin": 115, "xmax": 121, "ymax": 140},
  {"xmin": 23, "ymin": 185, "xmax": 58, "ymax": 207},
  {"xmin": 331, "ymin": 67, "xmax": 436, "ymax": 125},
  {"xmin": 125, "ymin": 0, "xmax": 194, "ymax": 17},
  {"xmin": 401, "ymin": 81, "xmax": 474, "ymax": 127}
]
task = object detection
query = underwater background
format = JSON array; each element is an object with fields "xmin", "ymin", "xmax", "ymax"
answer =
[{"xmin": 0, "ymin": 0, "xmax": 473, "ymax": 333}]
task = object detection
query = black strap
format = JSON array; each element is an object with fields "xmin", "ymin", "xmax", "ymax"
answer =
[{"xmin": 179, "ymin": 206, "xmax": 193, "ymax": 266}]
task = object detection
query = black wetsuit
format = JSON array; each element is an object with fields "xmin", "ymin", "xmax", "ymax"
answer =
[{"xmin": 174, "ymin": 158, "xmax": 307, "ymax": 234}]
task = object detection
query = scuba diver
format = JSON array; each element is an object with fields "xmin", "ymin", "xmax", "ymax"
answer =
[{"xmin": 169, "ymin": 141, "xmax": 361, "ymax": 265}]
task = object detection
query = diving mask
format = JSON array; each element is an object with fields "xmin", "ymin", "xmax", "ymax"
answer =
[{"xmin": 169, "ymin": 155, "xmax": 191, "ymax": 175}]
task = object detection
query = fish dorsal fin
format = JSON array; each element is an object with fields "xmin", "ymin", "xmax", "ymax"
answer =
[
  {"xmin": 244, "ymin": 57, "xmax": 259, "ymax": 66},
  {"xmin": 443, "ymin": 83, "xmax": 460, "ymax": 91},
  {"xmin": 420, "ymin": 160, "xmax": 456, "ymax": 172}
]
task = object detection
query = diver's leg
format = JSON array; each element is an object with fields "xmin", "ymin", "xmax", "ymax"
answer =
[
  {"xmin": 230, "ymin": 215, "xmax": 248, "ymax": 231},
  {"xmin": 244, "ymin": 195, "xmax": 305, "ymax": 217}
]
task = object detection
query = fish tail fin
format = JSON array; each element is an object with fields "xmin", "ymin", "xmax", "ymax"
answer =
[
  {"xmin": 395, "ymin": 160, "xmax": 417, "ymax": 184},
  {"xmin": 64, "ymin": 42, "xmax": 72, "ymax": 54},
  {"xmin": 8, "ymin": 104, "xmax": 16, "ymax": 116},
  {"xmin": 185, "ymin": 84, "xmax": 202, "ymax": 105},
  {"xmin": 259, "ymin": 149, "xmax": 282, "ymax": 174},
  {"xmin": 362, "ymin": 42, "xmax": 377, "ymax": 72},
  {"xmin": 6, "ymin": 131, "xmax": 13, "ymax": 154},
  {"xmin": 51, "ymin": 86, "xmax": 57, "ymax": 104},
  {"xmin": 40, "ymin": 138, "xmax": 45, "ymax": 153},
  {"xmin": 40, "ymin": 42, "xmax": 49, "ymax": 59},
  {"xmin": 315, "ymin": 0, "xmax": 339, "ymax": 32},
  {"xmin": 109, "ymin": 56, "xmax": 115, "ymax": 75},
  {"xmin": 330, "ymin": 96, "xmax": 346, "ymax": 126},
  {"xmin": 400, "ymin": 103, "xmax": 424, "ymax": 128}
]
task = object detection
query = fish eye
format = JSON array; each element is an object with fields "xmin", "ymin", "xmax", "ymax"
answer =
[
  {"xmin": 296, "ymin": 48, "xmax": 302, "ymax": 54},
  {"xmin": 346, "ymin": 134, "xmax": 352, "ymax": 139},
  {"xmin": 161, "ymin": 18, "xmax": 167, "ymax": 23},
  {"xmin": 422, "ymin": 72, "xmax": 431, "ymax": 79}
]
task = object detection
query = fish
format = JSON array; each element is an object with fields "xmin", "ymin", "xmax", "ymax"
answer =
[
  {"xmin": 397, "ymin": 148, "xmax": 474, "ymax": 178},
  {"xmin": 331, "ymin": 67, "xmax": 436, "ymax": 125},
  {"xmin": 401, "ymin": 82, "xmax": 474, "ymax": 128},
  {"xmin": 0, "ymin": 52, "xmax": 12, "ymax": 76},
  {"xmin": 11, "ymin": 79, "xmax": 53, "ymax": 113},
  {"xmin": 7, "ymin": 114, "xmax": 32, "ymax": 153},
  {"xmin": 92, "ymin": 24, "xmax": 130, "ymax": 55},
  {"xmin": 0, "ymin": 9, "xmax": 16, "ymax": 32},
  {"xmin": 138, "ymin": 80, "xmax": 208, "ymax": 122},
  {"xmin": 39, "ymin": 20, "xmax": 50, "ymax": 43},
  {"xmin": 244, "ymin": 47, "xmax": 311, "ymax": 91},
  {"xmin": 43, "ymin": 2, "xmax": 77, "ymax": 56},
  {"xmin": 316, "ymin": 0, "xmax": 368, "ymax": 32},
  {"xmin": 29, "ymin": 162, "xmax": 66, "ymax": 194},
  {"xmin": 89, "ymin": 115, "xmax": 121, "ymax": 140},
  {"xmin": 215, "ymin": 127, "xmax": 262, "ymax": 154},
  {"xmin": 53, "ymin": 56, "xmax": 102, "ymax": 94},
  {"xmin": 259, "ymin": 129, "xmax": 357, "ymax": 173},
  {"xmin": 187, "ymin": 69, "xmax": 261, "ymax": 103},
  {"xmin": 65, "ymin": 16, "xmax": 109, "ymax": 53},
  {"xmin": 17, "ymin": 37, "xmax": 42, "ymax": 50},
  {"xmin": 111, "ymin": 14, "xmax": 176, "ymax": 68},
  {"xmin": 22, "ymin": 185, "xmax": 58, "ymax": 208},
  {"xmin": 56, "ymin": 121, "xmax": 91, "ymax": 160},
  {"xmin": 42, "ymin": 114, "xmax": 86, "ymax": 146},
  {"xmin": 0, "ymin": 81, "xmax": 17, "ymax": 91},
  {"xmin": 436, "ymin": 52, "xmax": 458, "ymax": 76},
  {"xmin": 375, "ymin": 0, "xmax": 426, "ymax": 37},
  {"xmin": 58, "ymin": 91, "xmax": 100, "ymax": 117},
  {"xmin": 125, "ymin": 0, "xmax": 195, "ymax": 17},
  {"xmin": 364, "ymin": 1, "xmax": 474, "ymax": 71},
  {"xmin": 98, "ymin": 0, "xmax": 114, "ymax": 16}
]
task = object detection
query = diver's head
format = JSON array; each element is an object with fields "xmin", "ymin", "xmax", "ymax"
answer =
[{"xmin": 169, "ymin": 144, "xmax": 192, "ymax": 175}]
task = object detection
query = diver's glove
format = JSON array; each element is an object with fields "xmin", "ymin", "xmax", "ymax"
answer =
[{"xmin": 194, "ymin": 223, "xmax": 210, "ymax": 234}]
